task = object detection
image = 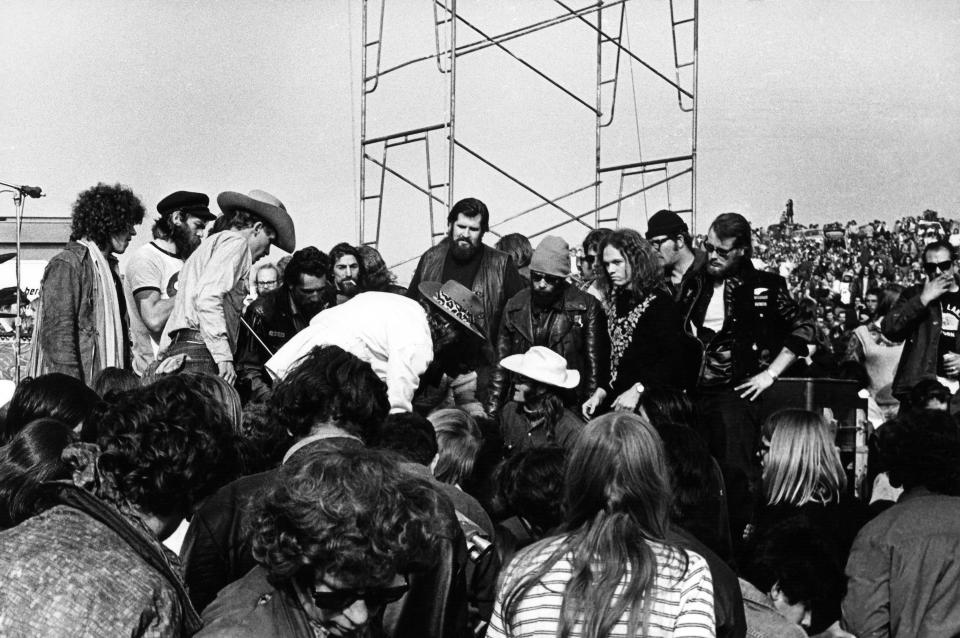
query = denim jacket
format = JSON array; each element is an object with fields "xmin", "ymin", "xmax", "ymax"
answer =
[{"xmin": 33, "ymin": 241, "xmax": 126, "ymax": 384}]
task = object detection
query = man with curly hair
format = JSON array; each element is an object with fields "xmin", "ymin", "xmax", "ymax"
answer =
[
  {"xmin": 29, "ymin": 182, "xmax": 146, "ymax": 384},
  {"xmin": 0, "ymin": 375, "xmax": 240, "ymax": 636},
  {"xmin": 196, "ymin": 447, "xmax": 450, "ymax": 638},
  {"xmin": 183, "ymin": 345, "xmax": 469, "ymax": 637}
]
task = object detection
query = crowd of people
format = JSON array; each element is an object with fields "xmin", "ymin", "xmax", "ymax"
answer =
[{"xmin": 1, "ymin": 181, "xmax": 959, "ymax": 637}]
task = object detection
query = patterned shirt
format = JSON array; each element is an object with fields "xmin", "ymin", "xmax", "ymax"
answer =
[{"xmin": 488, "ymin": 535, "xmax": 716, "ymax": 638}]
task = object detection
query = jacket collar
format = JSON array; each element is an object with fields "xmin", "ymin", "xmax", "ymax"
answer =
[
  {"xmin": 41, "ymin": 481, "xmax": 202, "ymax": 634},
  {"xmin": 283, "ymin": 429, "xmax": 363, "ymax": 464}
]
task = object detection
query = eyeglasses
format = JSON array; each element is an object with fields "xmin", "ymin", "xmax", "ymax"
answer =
[
  {"xmin": 578, "ymin": 254, "xmax": 595, "ymax": 265},
  {"xmin": 923, "ymin": 260, "xmax": 953, "ymax": 275},
  {"xmin": 649, "ymin": 236, "xmax": 675, "ymax": 250},
  {"xmin": 530, "ymin": 271, "xmax": 565, "ymax": 286},
  {"xmin": 703, "ymin": 241, "xmax": 740, "ymax": 259},
  {"xmin": 311, "ymin": 581, "xmax": 409, "ymax": 611}
]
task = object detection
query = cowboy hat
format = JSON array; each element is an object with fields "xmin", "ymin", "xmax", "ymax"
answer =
[
  {"xmin": 500, "ymin": 346, "xmax": 580, "ymax": 389},
  {"xmin": 418, "ymin": 280, "xmax": 486, "ymax": 340},
  {"xmin": 217, "ymin": 189, "xmax": 296, "ymax": 253}
]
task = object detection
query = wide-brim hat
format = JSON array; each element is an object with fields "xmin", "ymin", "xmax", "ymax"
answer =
[
  {"xmin": 418, "ymin": 280, "xmax": 487, "ymax": 340},
  {"xmin": 217, "ymin": 189, "xmax": 296, "ymax": 253},
  {"xmin": 500, "ymin": 346, "xmax": 580, "ymax": 389}
]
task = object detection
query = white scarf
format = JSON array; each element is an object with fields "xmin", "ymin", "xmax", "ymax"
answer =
[{"xmin": 77, "ymin": 238, "xmax": 125, "ymax": 371}]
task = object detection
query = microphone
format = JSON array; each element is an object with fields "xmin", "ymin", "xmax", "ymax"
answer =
[{"xmin": 20, "ymin": 186, "xmax": 43, "ymax": 198}]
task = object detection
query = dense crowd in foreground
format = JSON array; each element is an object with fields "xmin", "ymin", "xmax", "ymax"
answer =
[{"xmin": 1, "ymin": 182, "xmax": 959, "ymax": 637}]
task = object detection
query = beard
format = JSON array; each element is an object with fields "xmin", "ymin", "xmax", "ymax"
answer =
[
  {"xmin": 531, "ymin": 286, "xmax": 563, "ymax": 309},
  {"xmin": 707, "ymin": 255, "xmax": 742, "ymax": 279},
  {"xmin": 171, "ymin": 223, "xmax": 201, "ymax": 259},
  {"xmin": 337, "ymin": 278, "xmax": 360, "ymax": 298},
  {"xmin": 449, "ymin": 235, "xmax": 479, "ymax": 262}
]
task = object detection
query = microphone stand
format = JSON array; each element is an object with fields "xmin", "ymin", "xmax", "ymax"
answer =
[{"xmin": 0, "ymin": 180, "xmax": 40, "ymax": 385}]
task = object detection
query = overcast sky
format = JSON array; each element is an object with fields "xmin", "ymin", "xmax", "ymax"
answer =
[{"xmin": 2, "ymin": 0, "xmax": 958, "ymax": 280}]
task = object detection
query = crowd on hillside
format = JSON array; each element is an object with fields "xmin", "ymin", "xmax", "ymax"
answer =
[{"xmin": 1, "ymin": 182, "xmax": 960, "ymax": 638}]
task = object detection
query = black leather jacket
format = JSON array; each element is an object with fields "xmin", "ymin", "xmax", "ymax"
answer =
[
  {"xmin": 689, "ymin": 260, "xmax": 814, "ymax": 386},
  {"xmin": 486, "ymin": 286, "xmax": 608, "ymax": 416},
  {"xmin": 181, "ymin": 438, "xmax": 469, "ymax": 637},
  {"xmin": 407, "ymin": 240, "xmax": 523, "ymax": 343},
  {"xmin": 236, "ymin": 287, "xmax": 324, "ymax": 402}
]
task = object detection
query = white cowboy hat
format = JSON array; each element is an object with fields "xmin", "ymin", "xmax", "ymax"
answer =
[
  {"xmin": 217, "ymin": 189, "xmax": 296, "ymax": 253},
  {"xmin": 500, "ymin": 346, "xmax": 580, "ymax": 389}
]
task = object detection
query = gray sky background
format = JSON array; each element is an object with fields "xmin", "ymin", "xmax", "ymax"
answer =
[{"xmin": 2, "ymin": 0, "xmax": 958, "ymax": 280}]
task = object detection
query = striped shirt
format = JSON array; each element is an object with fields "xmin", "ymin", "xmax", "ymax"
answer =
[{"xmin": 487, "ymin": 535, "xmax": 715, "ymax": 638}]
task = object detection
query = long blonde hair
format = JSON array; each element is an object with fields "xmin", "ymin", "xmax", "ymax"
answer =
[{"xmin": 762, "ymin": 409, "xmax": 846, "ymax": 506}]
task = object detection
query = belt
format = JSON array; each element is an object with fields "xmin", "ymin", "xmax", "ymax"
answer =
[{"xmin": 169, "ymin": 329, "xmax": 204, "ymax": 345}]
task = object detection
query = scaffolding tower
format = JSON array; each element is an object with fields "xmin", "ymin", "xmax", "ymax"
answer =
[{"xmin": 359, "ymin": 0, "xmax": 698, "ymax": 270}]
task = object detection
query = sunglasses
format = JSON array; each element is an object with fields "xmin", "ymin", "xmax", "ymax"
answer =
[
  {"xmin": 923, "ymin": 260, "xmax": 953, "ymax": 275},
  {"xmin": 531, "ymin": 271, "xmax": 565, "ymax": 286},
  {"xmin": 703, "ymin": 241, "xmax": 741, "ymax": 259},
  {"xmin": 648, "ymin": 236, "xmax": 675, "ymax": 250},
  {"xmin": 311, "ymin": 581, "xmax": 409, "ymax": 611},
  {"xmin": 578, "ymin": 254, "xmax": 596, "ymax": 265}
]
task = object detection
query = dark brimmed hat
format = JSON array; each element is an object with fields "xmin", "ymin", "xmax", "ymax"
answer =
[
  {"xmin": 217, "ymin": 189, "xmax": 296, "ymax": 253},
  {"xmin": 157, "ymin": 191, "xmax": 214, "ymax": 221},
  {"xmin": 418, "ymin": 280, "xmax": 486, "ymax": 340},
  {"xmin": 645, "ymin": 209, "xmax": 688, "ymax": 239}
]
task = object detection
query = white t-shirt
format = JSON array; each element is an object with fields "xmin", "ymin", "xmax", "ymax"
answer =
[
  {"xmin": 703, "ymin": 281, "xmax": 725, "ymax": 334},
  {"xmin": 124, "ymin": 242, "xmax": 183, "ymax": 375}
]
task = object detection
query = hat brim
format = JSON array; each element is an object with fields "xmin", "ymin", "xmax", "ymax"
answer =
[
  {"xmin": 500, "ymin": 353, "xmax": 581, "ymax": 389},
  {"xmin": 217, "ymin": 191, "xmax": 296, "ymax": 253},
  {"xmin": 418, "ymin": 281, "xmax": 487, "ymax": 340},
  {"xmin": 179, "ymin": 205, "xmax": 216, "ymax": 222}
]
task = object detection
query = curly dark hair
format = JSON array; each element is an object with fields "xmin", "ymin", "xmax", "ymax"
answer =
[
  {"xmin": 495, "ymin": 445, "xmax": 565, "ymax": 534},
  {"xmin": 94, "ymin": 376, "xmax": 241, "ymax": 518},
  {"xmin": 233, "ymin": 402, "xmax": 293, "ymax": 475},
  {"xmin": 878, "ymin": 409, "xmax": 960, "ymax": 494},
  {"xmin": 250, "ymin": 446, "xmax": 446, "ymax": 588},
  {"xmin": 268, "ymin": 345, "xmax": 388, "ymax": 442},
  {"xmin": 69, "ymin": 182, "xmax": 146, "ymax": 248},
  {"xmin": 594, "ymin": 228, "xmax": 664, "ymax": 302},
  {"xmin": 357, "ymin": 244, "xmax": 399, "ymax": 292},
  {"xmin": 741, "ymin": 518, "xmax": 843, "ymax": 633},
  {"xmin": 378, "ymin": 412, "xmax": 438, "ymax": 466},
  {"xmin": 283, "ymin": 246, "xmax": 331, "ymax": 290}
]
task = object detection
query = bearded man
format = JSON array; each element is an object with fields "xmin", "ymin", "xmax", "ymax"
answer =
[
  {"xmin": 498, "ymin": 346, "xmax": 584, "ymax": 456},
  {"xmin": 236, "ymin": 246, "xmax": 335, "ymax": 402},
  {"xmin": 407, "ymin": 198, "xmax": 524, "ymax": 344},
  {"xmin": 486, "ymin": 236, "xmax": 607, "ymax": 418},
  {"xmin": 329, "ymin": 242, "xmax": 364, "ymax": 305},
  {"xmin": 124, "ymin": 191, "xmax": 215, "ymax": 375}
]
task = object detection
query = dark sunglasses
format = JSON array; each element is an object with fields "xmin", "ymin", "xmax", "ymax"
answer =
[
  {"xmin": 578, "ymin": 254, "xmax": 595, "ymax": 265},
  {"xmin": 531, "ymin": 271, "xmax": 565, "ymax": 286},
  {"xmin": 311, "ymin": 581, "xmax": 409, "ymax": 611},
  {"xmin": 703, "ymin": 241, "xmax": 739, "ymax": 259},
  {"xmin": 923, "ymin": 260, "xmax": 953, "ymax": 274}
]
